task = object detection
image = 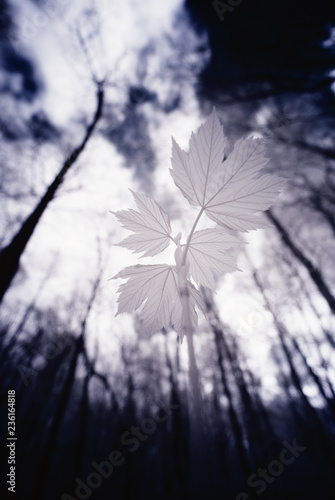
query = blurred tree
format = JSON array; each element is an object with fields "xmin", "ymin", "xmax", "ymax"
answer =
[{"xmin": 0, "ymin": 81, "xmax": 104, "ymax": 304}]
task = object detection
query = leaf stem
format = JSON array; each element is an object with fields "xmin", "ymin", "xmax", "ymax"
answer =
[
  {"xmin": 169, "ymin": 235, "xmax": 179, "ymax": 246},
  {"xmin": 182, "ymin": 207, "xmax": 205, "ymax": 265}
]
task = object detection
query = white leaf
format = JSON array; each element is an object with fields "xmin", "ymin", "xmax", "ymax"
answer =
[
  {"xmin": 170, "ymin": 108, "xmax": 226, "ymax": 207},
  {"xmin": 204, "ymin": 138, "xmax": 286, "ymax": 231},
  {"xmin": 113, "ymin": 264, "xmax": 205, "ymax": 338},
  {"xmin": 186, "ymin": 228, "xmax": 240, "ymax": 289},
  {"xmin": 112, "ymin": 108, "xmax": 285, "ymax": 341},
  {"xmin": 113, "ymin": 190, "xmax": 172, "ymax": 257},
  {"xmin": 170, "ymin": 110, "xmax": 285, "ymax": 232}
]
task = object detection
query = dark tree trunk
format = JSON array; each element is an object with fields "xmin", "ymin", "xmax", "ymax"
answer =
[
  {"xmin": 252, "ymin": 268, "xmax": 335, "ymax": 465},
  {"xmin": 203, "ymin": 293, "xmax": 255, "ymax": 488},
  {"xmin": 310, "ymin": 194, "xmax": 335, "ymax": 236},
  {"xmin": 266, "ymin": 209, "xmax": 335, "ymax": 313},
  {"xmin": 29, "ymin": 334, "xmax": 83, "ymax": 500},
  {"xmin": 164, "ymin": 338, "xmax": 191, "ymax": 499},
  {"xmin": 0, "ymin": 82, "xmax": 104, "ymax": 304}
]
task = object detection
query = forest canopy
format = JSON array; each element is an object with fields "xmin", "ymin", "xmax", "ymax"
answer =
[{"xmin": 0, "ymin": 1, "xmax": 335, "ymax": 499}]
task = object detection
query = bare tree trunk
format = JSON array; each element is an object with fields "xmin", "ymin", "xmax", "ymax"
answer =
[
  {"xmin": 178, "ymin": 263, "xmax": 211, "ymax": 499},
  {"xmin": 0, "ymin": 82, "xmax": 104, "ymax": 304},
  {"xmin": 279, "ymin": 251, "xmax": 335, "ymax": 350},
  {"xmin": 29, "ymin": 259, "xmax": 106, "ymax": 500},
  {"xmin": 203, "ymin": 293, "xmax": 259, "ymax": 498},
  {"xmin": 310, "ymin": 194, "xmax": 335, "ymax": 236},
  {"xmin": 252, "ymin": 268, "xmax": 335, "ymax": 465},
  {"xmin": 266, "ymin": 209, "xmax": 335, "ymax": 313},
  {"xmin": 28, "ymin": 333, "xmax": 83, "ymax": 500},
  {"xmin": 273, "ymin": 250, "xmax": 335, "ymax": 406},
  {"xmin": 164, "ymin": 337, "xmax": 191, "ymax": 499},
  {"xmin": 288, "ymin": 333, "xmax": 335, "ymax": 420},
  {"xmin": 212, "ymin": 322, "xmax": 253, "ymax": 477}
]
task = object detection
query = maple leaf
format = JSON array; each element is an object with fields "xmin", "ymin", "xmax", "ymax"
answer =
[
  {"xmin": 171, "ymin": 108, "xmax": 285, "ymax": 231},
  {"xmin": 112, "ymin": 108, "xmax": 285, "ymax": 341},
  {"xmin": 203, "ymin": 137, "xmax": 285, "ymax": 231},
  {"xmin": 112, "ymin": 190, "xmax": 172, "ymax": 257},
  {"xmin": 170, "ymin": 109, "xmax": 226, "ymax": 207},
  {"xmin": 186, "ymin": 228, "xmax": 240, "ymax": 289},
  {"xmin": 113, "ymin": 264, "xmax": 205, "ymax": 341}
]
